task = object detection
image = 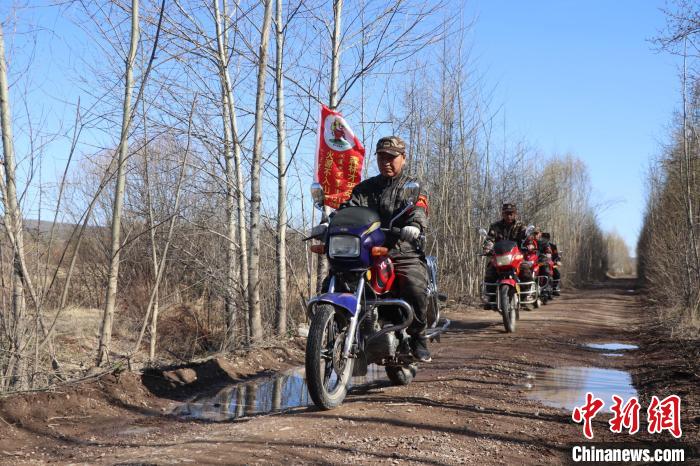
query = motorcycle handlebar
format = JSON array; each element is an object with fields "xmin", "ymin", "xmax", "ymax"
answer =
[{"xmin": 381, "ymin": 227, "xmax": 403, "ymax": 236}]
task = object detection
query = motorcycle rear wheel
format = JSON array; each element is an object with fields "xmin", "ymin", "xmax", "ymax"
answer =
[
  {"xmin": 385, "ymin": 364, "xmax": 417, "ymax": 386},
  {"xmin": 499, "ymin": 285, "xmax": 516, "ymax": 333},
  {"xmin": 305, "ymin": 304, "xmax": 355, "ymax": 410}
]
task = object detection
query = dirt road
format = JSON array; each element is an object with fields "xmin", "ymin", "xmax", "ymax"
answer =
[{"xmin": 1, "ymin": 278, "xmax": 698, "ymax": 464}]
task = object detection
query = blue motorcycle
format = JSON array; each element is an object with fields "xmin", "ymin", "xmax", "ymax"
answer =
[{"xmin": 304, "ymin": 182, "xmax": 448, "ymax": 409}]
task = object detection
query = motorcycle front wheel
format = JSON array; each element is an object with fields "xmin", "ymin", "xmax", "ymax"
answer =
[
  {"xmin": 499, "ymin": 285, "xmax": 516, "ymax": 333},
  {"xmin": 305, "ymin": 304, "xmax": 355, "ymax": 410},
  {"xmin": 533, "ymin": 283, "xmax": 541, "ymax": 309}
]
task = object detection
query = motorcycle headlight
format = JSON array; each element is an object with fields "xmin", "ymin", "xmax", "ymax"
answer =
[
  {"xmin": 329, "ymin": 235, "xmax": 360, "ymax": 258},
  {"xmin": 495, "ymin": 254, "xmax": 513, "ymax": 266}
]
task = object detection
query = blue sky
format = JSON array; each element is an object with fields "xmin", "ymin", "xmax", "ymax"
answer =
[{"xmin": 466, "ymin": 0, "xmax": 681, "ymax": 254}]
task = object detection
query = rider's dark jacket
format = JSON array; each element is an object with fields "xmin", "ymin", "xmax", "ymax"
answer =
[
  {"xmin": 484, "ymin": 219, "xmax": 528, "ymax": 247},
  {"xmin": 340, "ymin": 170, "xmax": 429, "ymax": 335},
  {"xmin": 342, "ymin": 171, "xmax": 428, "ymax": 256}
]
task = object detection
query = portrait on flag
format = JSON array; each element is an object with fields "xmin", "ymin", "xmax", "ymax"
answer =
[{"xmin": 314, "ymin": 105, "xmax": 365, "ymax": 209}]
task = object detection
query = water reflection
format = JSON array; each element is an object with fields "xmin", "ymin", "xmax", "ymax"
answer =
[
  {"xmin": 173, "ymin": 365, "xmax": 386, "ymax": 421},
  {"xmin": 527, "ymin": 366, "xmax": 637, "ymax": 413},
  {"xmin": 586, "ymin": 343, "xmax": 638, "ymax": 351}
]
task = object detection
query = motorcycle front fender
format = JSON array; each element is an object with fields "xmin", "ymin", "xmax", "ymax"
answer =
[
  {"xmin": 307, "ymin": 292, "xmax": 359, "ymax": 318},
  {"xmin": 498, "ymin": 279, "xmax": 520, "ymax": 293}
]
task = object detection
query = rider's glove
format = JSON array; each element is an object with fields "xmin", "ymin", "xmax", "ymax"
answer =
[
  {"xmin": 482, "ymin": 240, "xmax": 494, "ymax": 255},
  {"xmin": 400, "ymin": 225, "xmax": 421, "ymax": 242}
]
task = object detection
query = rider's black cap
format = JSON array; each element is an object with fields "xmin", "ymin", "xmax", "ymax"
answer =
[
  {"xmin": 502, "ymin": 203, "xmax": 517, "ymax": 213},
  {"xmin": 376, "ymin": 136, "xmax": 406, "ymax": 157}
]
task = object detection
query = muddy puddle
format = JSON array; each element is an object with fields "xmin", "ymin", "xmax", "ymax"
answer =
[
  {"xmin": 527, "ymin": 367, "xmax": 637, "ymax": 412},
  {"xmin": 173, "ymin": 365, "xmax": 386, "ymax": 421}
]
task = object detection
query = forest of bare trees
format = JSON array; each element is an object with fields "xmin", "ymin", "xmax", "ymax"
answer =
[
  {"xmin": 0, "ymin": 0, "xmax": 613, "ymax": 392},
  {"xmin": 638, "ymin": 1, "xmax": 700, "ymax": 334},
  {"xmin": 605, "ymin": 232, "xmax": 635, "ymax": 277}
]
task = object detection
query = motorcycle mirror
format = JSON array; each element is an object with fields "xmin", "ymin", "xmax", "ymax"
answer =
[
  {"xmin": 478, "ymin": 228, "xmax": 488, "ymax": 237},
  {"xmin": 402, "ymin": 181, "xmax": 420, "ymax": 204},
  {"xmin": 525, "ymin": 224, "xmax": 535, "ymax": 236},
  {"xmin": 310, "ymin": 183, "xmax": 325, "ymax": 209}
]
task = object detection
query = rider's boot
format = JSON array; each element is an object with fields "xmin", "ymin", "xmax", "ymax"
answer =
[{"xmin": 410, "ymin": 335, "xmax": 432, "ymax": 363}]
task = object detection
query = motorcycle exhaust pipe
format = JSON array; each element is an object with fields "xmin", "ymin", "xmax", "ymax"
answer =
[{"xmin": 364, "ymin": 299, "xmax": 414, "ymax": 345}]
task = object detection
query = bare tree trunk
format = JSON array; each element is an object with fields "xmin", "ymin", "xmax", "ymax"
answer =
[
  {"xmin": 681, "ymin": 39, "xmax": 700, "ymax": 314},
  {"xmin": 0, "ymin": 22, "xmax": 28, "ymax": 389},
  {"xmin": 248, "ymin": 0, "xmax": 273, "ymax": 344},
  {"xmin": 97, "ymin": 0, "xmax": 140, "ymax": 367},
  {"xmin": 214, "ymin": 0, "xmax": 239, "ymax": 349},
  {"xmin": 329, "ymin": 0, "xmax": 343, "ymax": 110},
  {"xmin": 214, "ymin": 0, "xmax": 249, "ymax": 347},
  {"xmin": 141, "ymin": 103, "xmax": 160, "ymax": 362},
  {"xmin": 275, "ymin": 0, "xmax": 288, "ymax": 336},
  {"xmin": 315, "ymin": 0, "xmax": 343, "ymax": 292},
  {"xmin": 131, "ymin": 101, "xmax": 193, "ymax": 357}
]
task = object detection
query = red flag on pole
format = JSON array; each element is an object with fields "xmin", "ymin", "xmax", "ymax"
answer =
[{"xmin": 314, "ymin": 105, "xmax": 365, "ymax": 209}]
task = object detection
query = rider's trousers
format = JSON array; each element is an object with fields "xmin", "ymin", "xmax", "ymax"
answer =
[{"xmin": 391, "ymin": 252, "xmax": 428, "ymax": 337}]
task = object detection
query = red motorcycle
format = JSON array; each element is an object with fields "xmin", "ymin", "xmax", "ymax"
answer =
[{"xmin": 479, "ymin": 225, "xmax": 535, "ymax": 332}]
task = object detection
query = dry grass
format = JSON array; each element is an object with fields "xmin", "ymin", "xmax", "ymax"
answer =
[
  {"xmin": 51, "ymin": 307, "xmax": 102, "ymax": 342},
  {"xmin": 654, "ymin": 304, "xmax": 700, "ymax": 341},
  {"xmin": 46, "ymin": 307, "xmax": 102, "ymax": 372}
]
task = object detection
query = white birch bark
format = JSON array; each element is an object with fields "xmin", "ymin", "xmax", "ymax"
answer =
[
  {"xmin": 215, "ymin": 0, "xmax": 249, "ymax": 346},
  {"xmin": 248, "ymin": 0, "xmax": 273, "ymax": 344},
  {"xmin": 0, "ymin": 22, "xmax": 28, "ymax": 388},
  {"xmin": 96, "ymin": 0, "xmax": 140, "ymax": 366},
  {"xmin": 275, "ymin": 0, "xmax": 288, "ymax": 336}
]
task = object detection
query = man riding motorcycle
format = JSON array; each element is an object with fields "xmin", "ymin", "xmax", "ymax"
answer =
[
  {"xmin": 540, "ymin": 232, "xmax": 562, "ymax": 295},
  {"xmin": 482, "ymin": 203, "xmax": 529, "ymax": 308},
  {"xmin": 338, "ymin": 135, "xmax": 432, "ymax": 362},
  {"xmin": 519, "ymin": 226, "xmax": 542, "ymax": 282}
]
